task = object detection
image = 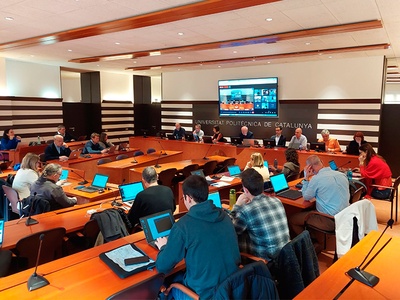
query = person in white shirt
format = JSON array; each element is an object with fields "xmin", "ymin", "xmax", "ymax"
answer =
[
  {"xmin": 288, "ymin": 128, "xmax": 307, "ymax": 149},
  {"xmin": 193, "ymin": 124, "xmax": 204, "ymax": 142},
  {"xmin": 244, "ymin": 152, "xmax": 270, "ymax": 182},
  {"xmin": 12, "ymin": 153, "xmax": 40, "ymax": 199}
]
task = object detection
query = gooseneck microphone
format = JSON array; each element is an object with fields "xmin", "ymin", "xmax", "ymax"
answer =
[
  {"xmin": 154, "ymin": 150, "xmax": 163, "ymax": 168},
  {"xmin": 338, "ymin": 160, "xmax": 352, "ymax": 169},
  {"xmin": 203, "ymin": 144, "xmax": 213, "ymax": 160},
  {"xmin": 27, "ymin": 234, "xmax": 49, "ymax": 291},
  {"xmin": 158, "ymin": 140, "xmax": 168, "ymax": 156},
  {"xmin": 346, "ymin": 219, "xmax": 394, "ymax": 287},
  {"xmin": 26, "ymin": 193, "xmax": 39, "ymax": 226},
  {"xmin": 70, "ymin": 169, "xmax": 88, "ymax": 185}
]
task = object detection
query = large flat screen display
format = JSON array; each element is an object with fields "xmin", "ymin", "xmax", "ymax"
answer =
[{"xmin": 218, "ymin": 77, "xmax": 278, "ymax": 117}]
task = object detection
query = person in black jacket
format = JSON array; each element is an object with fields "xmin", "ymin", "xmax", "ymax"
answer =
[
  {"xmin": 239, "ymin": 126, "xmax": 254, "ymax": 142},
  {"xmin": 44, "ymin": 135, "xmax": 71, "ymax": 161},
  {"xmin": 270, "ymin": 125, "xmax": 287, "ymax": 147},
  {"xmin": 56, "ymin": 125, "xmax": 76, "ymax": 142},
  {"xmin": 344, "ymin": 131, "xmax": 367, "ymax": 155}
]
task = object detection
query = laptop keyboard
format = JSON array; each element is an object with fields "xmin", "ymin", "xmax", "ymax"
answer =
[{"xmin": 277, "ymin": 189, "xmax": 302, "ymax": 200}]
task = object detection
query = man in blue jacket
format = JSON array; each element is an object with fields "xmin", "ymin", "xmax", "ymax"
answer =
[{"xmin": 155, "ymin": 175, "xmax": 240, "ymax": 299}]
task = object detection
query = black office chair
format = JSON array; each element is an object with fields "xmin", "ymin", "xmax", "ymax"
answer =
[
  {"xmin": 158, "ymin": 168, "xmax": 178, "ymax": 189},
  {"xmin": 97, "ymin": 158, "xmax": 112, "ymax": 165},
  {"xmin": 214, "ymin": 157, "xmax": 236, "ymax": 174},
  {"xmin": 202, "ymin": 160, "xmax": 218, "ymax": 176},
  {"xmin": 133, "ymin": 150, "xmax": 145, "ymax": 157},
  {"xmin": 66, "ymin": 219, "xmax": 100, "ymax": 254},
  {"xmin": 115, "ymin": 154, "xmax": 129, "ymax": 160},
  {"xmin": 147, "ymin": 148, "xmax": 156, "ymax": 154}
]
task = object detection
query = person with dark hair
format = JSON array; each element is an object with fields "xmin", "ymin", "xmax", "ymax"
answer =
[
  {"xmin": 354, "ymin": 143, "xmax": 392, "ymax": 199},
  {"xmin": 127, "ymin": 166, "xmax": 175, "ymax": 227},
  {"xmin": 155, "ymin": 175, "xmax": 240, "ymax": 299},
  {"xmin": 82, "ymin": 132, "xmax": 109, "ymax": 154},
  {"xmin": 345, "ymin": 131, "xmax": 367, "ymax": 155},
  {"xmin": 230, "ymin": 168, "xmax": 290, "ymax": 261},
  {"xmin": 44, "ymin": 135, "xmax": 71, "ymax": 161},
  {"xmin": 270, "ymin": 125, "xmax": 286, "ymax": 147},
  {"xmin": 30, "ymin": 163, "xmax": 77, "ymax": 211},
  {"xmin": 212, "ymin": 125, "xmax": 224, "ymax": 143},
  {"xmin": 0, "ymin": 128, "xmax": 21, "ymax": 150},
  {"xmin": 99, "ymin": 132, "xmax": 114, "ymax": 149},
  {"xmin": 56, "ymin": 125, "xmax": 76, "ymax": 142},
  {"xmin": 270, "ymin": 148, "xmax": 300, "ymax": 181}
]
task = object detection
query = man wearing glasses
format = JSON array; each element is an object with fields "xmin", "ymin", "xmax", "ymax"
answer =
[{"xmin": 271, "ymin": 125, "xmax": 286, "ymax": 147}]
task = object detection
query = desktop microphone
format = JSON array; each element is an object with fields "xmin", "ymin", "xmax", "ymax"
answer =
[
  {"xmin": 131, "ymin": 156, "xmax": 138, "ymax": 164},
  {"xmin": 26, "ymin": 193, "xmax": 39, "ymax": 226},
  {"xmin": 346, "ymin": 219, "xmax": 394, "ymax": 287},
  {"xmin": 154, "ymin": 150, "xmax": 164, "ymax": 168},
  {"xmin": 338, "ymin": 160, "xmax": 352, "ymax": 169},
  {"xmin": 112, "ymin": 179, "xmax": 125, "ymax": 207},
  {"xmin": 70, "ymin": 169, "xmax": 88, "ymax": 185},
  {"xmin": 157, "ymin": 140, "xmax": 168, "ymax": 156},
  {"xmin": 203, "ymin": 144, "xmax": 213, "ymax": 160},
  {"xmin": 27, "ymin": 233, "xmax": 49, "ymax": 291}
]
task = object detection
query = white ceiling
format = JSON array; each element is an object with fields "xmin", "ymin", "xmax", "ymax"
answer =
[{"xmin": 1, "ymin": 0, "xmax": 399, "ymax": 77}]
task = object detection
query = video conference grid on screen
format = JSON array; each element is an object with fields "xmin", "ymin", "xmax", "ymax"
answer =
[{"xmin": 218, "ymin": 77, "xmax": 278, "ymax": 117}]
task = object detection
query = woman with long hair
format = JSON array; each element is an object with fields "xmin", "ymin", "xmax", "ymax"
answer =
[
  {"xmin": 12, "ymin": 153, "xmax": 41, "ymax": 199},
  {"xmin": 270, "ymin": 148, "xmax": 300, "ymax": 181},
  {"xmin": 244, "ymin": 152, "xmax": 270, "ymax": 182}
]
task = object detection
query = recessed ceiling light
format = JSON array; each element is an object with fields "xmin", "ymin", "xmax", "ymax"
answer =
[
  {"xmin": 328, "ymin": 56, "xmax": 332, "ymax": 59},
  {"xmin": 265, "ymin": 18, "xmax": 273, "ymax": 22},
  {"xmin": 178, "ymin": 32, "xmax": 184, "ymax": 36},
  {"xmin": 67, "ymin": 49, "xmax": 72, "ymax": 52},
  {"xmin": 5, "ymin": 17, "xmax": 14, "ymax": 21},
  {"xmin": 96, "ymin": 64, "xmax": 100, "ymax": 67},
  {"xmin": 267, "ymin": 61, "xmax": 271, "ymax": 64},
  {"xmin": 305, "ymin": 42, "xmax": 311, "ymax": 45},
  {"xmin": 252, "ymin": 58, "xmax": 256, "ymax": 62},
  {"xmin": 115, "ymin": 42, "xmax": 120, "ymax": 45},
  {"xmin": 218, "ymin": 66, "xmax": 221, "ymax": 68},
  {"xmin": 30, "ymin": 55, "xmax": 35, "ymax": 57},
  {"xmin": 233, "ymin": 51, "xmax": 237, "ymax": 54},
  {"xmin": 178, "ymin": 56, "xmax": 181, "ymax": 59},
  {"xmin": 133, "ymin": 61, "xmax": 137, "ymax": 64}
]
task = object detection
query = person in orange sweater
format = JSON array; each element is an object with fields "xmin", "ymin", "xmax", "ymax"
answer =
[{"xmin": 318, "ymin": 129, "xmax": 341, "ymax": 152}]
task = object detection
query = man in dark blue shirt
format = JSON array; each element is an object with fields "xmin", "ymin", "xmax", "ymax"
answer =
[
  {"xmin": 239, "ymin": 126, "xmax": 254, "ymax": 142},
  {"xmin": 172, "ymin": 123, "xmax": 185, "ymax": 140}
]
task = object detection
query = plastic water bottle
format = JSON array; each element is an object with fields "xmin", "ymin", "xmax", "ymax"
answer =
[
  {"xmin": 347, "ymin": 168, "xmax": 353, "ymax": 180},
  {"xmin": 229, "ymin": 189, "xmax": 236, "ymax": 210},
  {"xmin": 37, "ymin": 136, "xmax": 41, "ymax": 145},
  {"xmin": 273, "ymin": 159, "xmax": 278, "ymax": 169}
]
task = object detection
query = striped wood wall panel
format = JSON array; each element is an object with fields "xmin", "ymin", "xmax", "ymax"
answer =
[
  {"xmin": 101, "ymin": 100, "xmax": 134, "ymax": 143},
  {"xmin": 161, "ymin": 103, "xmax": 194, "ymax": 132},
  {"xmin": 0, "ymin": 96, "xmax": 63, "ymax": 143}
]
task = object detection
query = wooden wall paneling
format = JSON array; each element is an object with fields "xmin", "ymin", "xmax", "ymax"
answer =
[{"xmin": 101, "ymin": 101, "xmax": 134, "ymax": 142}]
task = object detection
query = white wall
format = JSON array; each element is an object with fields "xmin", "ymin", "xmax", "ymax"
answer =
[
  {"xmin": 61, "ymin": 71, "xmax": 81, "ymax": 102},
  {"xmin": 0, "ymin": 58, "xmax": 6, "ymax": 96},
  {"xmin": 101, "ymin": 72, "xmax": 133, "ymax": 102},
  {"xmin": 5, "ymin": 59, "xmax": 61, "ymax": 98},
  {"xmin": 151, "ymin": 75, "xmax": 161, "ymax": 103},
  {"xmin": 162, "ymin": 56, "xmax": 384, "ymax": 100},
  {"xmin": 384, "ymin": 83, "xmax": 400, "ymax": 104}
]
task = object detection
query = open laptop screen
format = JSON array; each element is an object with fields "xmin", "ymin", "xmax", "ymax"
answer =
[
  {"xmin": 59, "ymin": 169, "xmax": 69, "ymax": 181},
  {"xmin": 92, "ymin": 174, "xmax": 109, "ymax": 188},
  {"xmin": 329, "ymin": 160, "xmax": 338, "ymax": 171},
  {"xmin": 270, "ymin": 173, "xmax": 289, "ymax": 193},
  {"xmin": 0, "ymin": 220, "xmax": 4, "ymax": 248},
  {"xmin": 208, "ymin": 192, "xmax": 222, "ymax": 208},
  {"xmin": 140, "ymin": 210, "xmax": 175, "ymax": 243},
  {"xmin": 228, "ymin": 165, "xmax": 241, "ymax": 177},
  {"xmin": 191, "ymin": 169, "xmax": 205, "ymax": 177},
  {"xmin": 119, "ymin": 181, "xmax": 144, "ymax": 202}
]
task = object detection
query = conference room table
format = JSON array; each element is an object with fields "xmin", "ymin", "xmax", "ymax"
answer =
[
  {"xmin": 295, "ymin": 231, "xmax": 399, "ymax": 299},
  {"xmin": 97, "ymin": 150, "xmax": 183, "ymax": 184},
  {"xmin": 129, "ymin": 136, "xmax": 360, "ymax": 170},
  {"xmin": 128, "ymin": 155, "xmax": 230, "ymax": 182},
  {"xmin": 1, "ymin": 143, "xmax": 48, "ymax": 166}
]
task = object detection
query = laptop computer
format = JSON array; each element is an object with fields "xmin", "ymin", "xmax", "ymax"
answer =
[
  {"xmin": 0, "ymin": 219, "xmax": 4, "ymax": 248},
  {"xmin": 208, "ymin": 191, "xmax": 222, "ymax": 208},
  {"xmin": 119, "ymin": 181, "xmax": 144, "ymax": 207},
  {"xmin": 289, "ymin": 142, "xmax": 301, "ymax": 149},
  {"xmin": 202, "ymin": 136, "xmax": 213, "ymax": 144},
  {"xmin": 159, "ymin": 131, "xmax": 166, "ymax": 139},
  {"xmin": 242, "ymin": 139, "xmax": 256, "ymax": 147},
  {"xmin": 184, "ymin": 133, "xmax": 194, "ymax": 141},
  {"xmin": 140, "ymin": 210, "xmax": 175, "ymax": 249},
  {"xmin": 190, "ymin": 169, "xmax": 215, "ymax": 185},
  {"xmin": 77, "ymin": 135, "xmax": 87, "ymax": 141},
  {"xmin": 310, "ymin": 142, "xmax": 326, "ymax": 152},
  {"xmin": 263, "ymin": 160, "xmax": 269, "ymax": 168},
  {"xmin": 0, "ymin": 161, "xmax": 13, "ymax": 170},
  {"xmin": 329, "ymin": 160, "xmax": 339, "ymax": 171},
  {"xmin": 80, "ymin": 173, "xmax": 109, "ymax": 193},
  {"xmin": 270, "ymin": 173, "xmax": 302, "ymax": 200},
  {"xmin": 59, "ymin": 169, "xmax": 69, "ymax": 181},
  {"xmin": 117, "ymin": 142, "xmax": 128, "ymax": 151},
  {"xmin": 263, "ymin": 138, "xmax": 276, "ymax": 148},
  {"xmin": 167, "ymin": 134, "xmax": 177, "ymax": 140},
  {"xmin": 227, "ymin": 165, "xmax": 241, "ymax": 177},
  {"xmin": 230, "ymin": 137, "xmax": 241, "ymax": 145},
  {"xmin": 108, "ymin": 145, "xmax": 116, "ymax": 153},
  {"xmin": 69, "ymin": 149, "xmax": 82, "ymax": 159}
]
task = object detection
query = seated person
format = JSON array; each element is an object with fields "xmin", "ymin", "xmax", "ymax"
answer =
[
  {"xmin": 44, "ymin": 135, "xmax": 71, "ymax": 161},
  {"xmin": 355, "ymin": 143, "xmax": 392, "ymax": 199},
  {"xmin": 345, "ymin": 131, "xmax": 367, "ymax": 155},
  {"xmin": 212, "ymin": 125, "xmax": 225, "ymax": 143},
  {"xmin": 12, "ymin": 153, "xmax": 40, "ymax": 199},
  {"xmin": 289, "ymin": 155, "xmax": 349, "ymax": 238},
  {"xmin": 172, "ymin": 123, "xmax": 185, "ymax": 140},
  {"xmin": 317, "ymin": 129, "xmax": 341, "ymax": 152},
  {"xmin": 56, "ymin": 125, "xmax": 76, "ymax": 142},
  {"xmin": 288, "ymin": 128, "xmax": 307, "ymax": 149},
  {"xmin": 230, "ymin": 168, "xmax": 290, "ymax": 261},
  {"xmin": 244, "ymin": 152, "xmax": 270, "ymax": 182},
  {"xmin": 269, "ymin": 148, "xmax": 300, "ymax": 181},
  {"xmin": 30, "ymin": 163, "xmax": 77, "ymax": 211},
  {"xmin": 82, "ymin": 133, "xmax": 109, "ymax": 155},
  {"xmin": 270, "ymin": 125, "xmax": 286, "ymax": 147},
  {"xmin": 99, "ymin": 132, "xmax": 114, "ymax": 149},
  {"xmin": 155, "ymin": 175, "xmax": 240, "ymax": 299},
  {"xmin": 0, "ymin": 128, "xmax": 21, "ymax": 150},
  {"xmin": 192, "ymin": 124, "xmax": 204, "ymax": 142},
  {"xmin": 127, "ymin": 166, "xmax": 176, "ymax": 227},
  {"xmin": 239, "ymin": 126, "xmax": 254, "ymax": 142}
]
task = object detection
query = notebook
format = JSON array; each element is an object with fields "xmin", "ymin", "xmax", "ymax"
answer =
[
  {"xmin": 0, "ymin": 220, "xmax": 4, "ymax": 248},
  {"xmin": 270, "ymin": 173, "xmax": 302, "ymax": 200},
  {"xmin": 227, "ymin": 165, "xmax": 241, "ymax": 177},
  {"xmin": 140, "ymin": 210, "xmax": 175, "ymax": 249},
  {"xmin": 119, "ymin": 181, "xmax": 144, "ymax": 207},
  {"xmin": 242, "ymin": 139, "xmax": 256, "ymax": 147},
  {"xmin": 289, "ymin": 142, "xmax": 301, "ymax": 150},
  {"xmin": 69, "ymin": 149, "xmax": 82, "ymax": 159},
  {"xmin": 329, "ymin": 160, "xmax": 338, "ymax": 171},
  {"xmin": 80, "ymin": 173, "xmax": 109, "ymax": 193},
  {"xmin": 208, "ymin": 191, "xmax": 222, "ymax": 208},
  {"xmin": 59, "ymin": 169, "xmax": 69, "ymax": 181}
]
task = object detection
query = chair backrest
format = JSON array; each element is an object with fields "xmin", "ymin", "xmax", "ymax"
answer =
[
  {"xmin": 97, "ymin": 158, "xmax": 112, "ymax": 165},
  {"xmin": 147, "ymin": 148, "xmax": 156, "ymax": 154},
  {"xmin": 82, "ymin": 219, "xmax": 101, "ymax": 249},
  {"xmin": 107, "ymin": 273, "xmax": 165, "ymax": 300},
  {"xmin": 349, "ymin": 180, "xmax": 367, "ymax": 202},
  {"xmin": 15, "ymin": 227, "xmax": 66, "ymax": 270},
  {"xmin": 350, "ymin": 187, "xmax": 364, "ymax": 203},
  {"xmin": 39, "ymin": 153, "xmax": 46, "ymax": 163},
  {"xmin": 218, "ymin": 157, "xmax": 237, "ymax": 173},
  {"xmin": 202, "ymin": 160, "xmax": 218, "ymax": 176},
  {"xmin": 158, "ymin": 168, "xmax": 178, "ymax": 188},
  {"xmin": 182, "ymin": 164, "xmax": 199, "ymax": 178},
  {"xmin": 214, "ymin": 261, "xmax": 279, "ymax": 299},
  {"xmin": 286, "ymin": 172, "xmax": 300, "ymax": 182},
  {"xmin": 3, "ymin": 185, "xmax": 20, "ymax": 215},
  {"xmin": 133, "ymin": 150, "xmax": 144, "ymax": 157},
  {"xmin": 391, "ymin": 176, "xmax": 400, "ymax": 200},
  {"xmin": 115, "ymin": 154, "xmax": 128, "ymax": 160}
]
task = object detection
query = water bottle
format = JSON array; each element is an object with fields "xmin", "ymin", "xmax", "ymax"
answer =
[
  {"xmin": 347, "ymin": 168, "xmax": 353, "ymax": 180},
  {"xmin": 273, "ymin": 158, "xmax": 278, "ymax": 169},
  {"xmin": 229, "ymin": 189, "xmax": 236, "ymax": 210},
  {"xmin": 37, "ymin": 136, "xmax": 41, "ymax": 145}
]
